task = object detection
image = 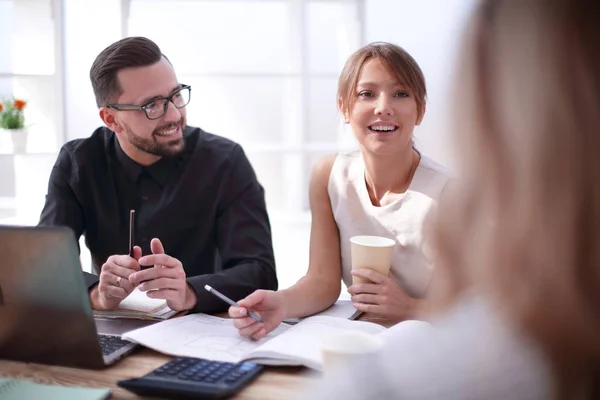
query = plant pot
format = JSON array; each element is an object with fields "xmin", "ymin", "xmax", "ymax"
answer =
[{"xmin": 9, "ymin": 129, "xmax": 28, "ymax": 153}]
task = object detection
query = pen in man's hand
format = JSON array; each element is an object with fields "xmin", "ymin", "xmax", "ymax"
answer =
[
  {"xmin": 204, "ymin": 285, "xmax": 264, "ymax": 323},
  {"xmin": 128, "ymin": 209, "xmax": 135, "ymax": 257}
]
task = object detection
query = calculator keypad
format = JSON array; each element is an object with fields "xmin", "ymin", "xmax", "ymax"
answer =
[{"xmin": 150, "ymin": 357, "xmax": 258, "ymax": 385}]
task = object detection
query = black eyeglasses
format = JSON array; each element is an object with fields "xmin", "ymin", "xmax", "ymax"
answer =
[{"xmin": 106, "ymin": 84, "xmax": 191, "ymax": 120}]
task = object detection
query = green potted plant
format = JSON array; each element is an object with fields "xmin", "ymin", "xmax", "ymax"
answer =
[{"xmin": 0, "ymin": 98, "xmax": 28, "ymax": 152}]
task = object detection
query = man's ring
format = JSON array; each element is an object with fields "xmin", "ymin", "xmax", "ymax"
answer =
[{"xmin": 116, "ymin": 276, "xmax": 122, "ymax": 287}]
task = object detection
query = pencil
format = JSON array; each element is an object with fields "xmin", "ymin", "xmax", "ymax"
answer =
[{"xmin": 204, "ymin": 285, "xmax": 264, "ymax": 323}]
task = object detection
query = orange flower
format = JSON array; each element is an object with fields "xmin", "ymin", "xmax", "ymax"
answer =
[
  {"xmin": 13, "ymin": 99, "xmax": 26, "ymax": 111},
  {"xmin": 0, "ymin": 103, "xmax": 3, "ymax": 112}
]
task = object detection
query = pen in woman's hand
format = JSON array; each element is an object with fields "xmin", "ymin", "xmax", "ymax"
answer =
[{"xmin": 204, "ymin": 285, "xmax": 264, "ymax": 323}]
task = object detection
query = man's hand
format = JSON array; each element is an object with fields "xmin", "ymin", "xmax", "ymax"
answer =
[
  {"xmin": 128, "ymin": 238, "xmax": 197, "ymax": 311},
  {"xmin": 348, "ymin": 268, "xmax": 418, "ymax": 322},
  {"xmin": 91, "ymin": 246, "xmax": 142, "ymax": 310}
]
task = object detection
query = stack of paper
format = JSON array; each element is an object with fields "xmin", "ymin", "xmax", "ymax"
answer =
[{"xmin": 93, "ymin": 288, "xmax": 178, "ymax": 320}]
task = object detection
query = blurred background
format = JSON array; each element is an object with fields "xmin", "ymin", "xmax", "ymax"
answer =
[{"xmin": 0, "ymin": 0, "xmax": 476, "ymax": 290}]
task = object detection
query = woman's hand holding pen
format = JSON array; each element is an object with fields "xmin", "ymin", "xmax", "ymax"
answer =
[
  {"xmin": 91, "ymin": 246, "xmax": 142, "ymax": 310},
  {"xmin": 128, "ymin": 238, "xmax": 197, "ymax": 312},
  {"xmin": 229, "ymin": 290, "xmax": 287, "ymax": 341}
]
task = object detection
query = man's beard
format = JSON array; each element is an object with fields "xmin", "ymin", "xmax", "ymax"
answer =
[{"xmin": 124, "ymin": 119, "xmax": 186, "ymax": 157}]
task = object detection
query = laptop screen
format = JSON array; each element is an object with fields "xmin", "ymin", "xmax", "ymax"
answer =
[{"xmin": 0, "ymin": 225, "xmax": 106, "ymax": 369}]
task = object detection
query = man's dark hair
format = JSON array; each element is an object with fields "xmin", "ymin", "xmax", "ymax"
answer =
[{"xmin": 90, "ymin": 37, "xmax": 167, "ymax": 108}]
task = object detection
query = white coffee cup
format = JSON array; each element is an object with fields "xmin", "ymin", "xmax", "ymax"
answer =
[
  {"xmin": 350, "ymin": 235, "xmax": 395, "ymax": 284},
  {"xmin": 321, "ymin": 330, "xmax": 384, "ymax": 377}
]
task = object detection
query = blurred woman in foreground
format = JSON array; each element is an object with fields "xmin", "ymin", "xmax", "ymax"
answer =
[{"xmin": 311, "ymin": 0, "xmax": 600, "ymax": 398}]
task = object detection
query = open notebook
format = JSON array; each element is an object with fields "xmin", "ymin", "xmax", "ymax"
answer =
[
  {"xmin": 0, "ymin": 379, "xmax": 111, "ymax": 400},
  {"xmin": 93, "ymin": 287, "xmax": 178, "ymax": 320},
  {"xmin": 122, "ymin": 313, "xmax": 429, "ymax": 371}
]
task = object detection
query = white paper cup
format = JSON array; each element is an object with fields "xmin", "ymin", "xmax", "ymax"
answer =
[
  {"xmin": 321, "ymin": 330, "xmax": 384, "ymax": 377},
  {"xmin": 350, "ymin": 235, "xmax": 395, "ymax": 284}
]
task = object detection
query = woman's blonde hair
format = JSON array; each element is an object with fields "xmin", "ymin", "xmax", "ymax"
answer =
[
  {"xmin": 433, "ymin": 0, "xmax": 600, "ymax": 397},
  {"xmin": 337, "ymin": 42, "xmax": 427, "ymax": 124}
]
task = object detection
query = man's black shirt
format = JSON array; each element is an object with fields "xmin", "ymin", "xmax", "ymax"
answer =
[{"xmin": 39, "ymin": 126, "xmax": 277, "ymax": 313}]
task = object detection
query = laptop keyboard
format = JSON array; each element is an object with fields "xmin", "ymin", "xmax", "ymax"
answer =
[{"xmin": 98, "ymin": 334, "xmax": 133, "ymax": 356}]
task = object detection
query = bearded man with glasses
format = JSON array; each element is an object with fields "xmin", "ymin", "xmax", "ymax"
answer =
[{"xmin": 38, "ymin": 37, "xmax": 277, "ymax": 314}]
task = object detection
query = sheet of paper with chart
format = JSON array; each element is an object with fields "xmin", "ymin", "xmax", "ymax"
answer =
[
  {"xmin": 122, "ymin": 314, "xmax": 292, "ymax": 363},
  {"xmin": 122, "ymin": 314, "xmax": 392, "ymax": 370}
]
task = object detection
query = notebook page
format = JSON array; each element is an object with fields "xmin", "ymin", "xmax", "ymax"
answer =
[
  {"xmin": 378, "ymin": 319, "xmax": 431, "ymax": 342},
  {"xmin": 122, "ymin": 313, "xmax": 292, "ymax": 362},
  {"xmin": 283, "ymin": 300, "xmax": 361, "ymax": 324},
  {"xmin": 246, "ymin": 316, "xmax": 387, "ymax": 370},
  {"xmin": 118, "ymin": 287, "xmax": 168, "ymax": 313},
  {"xmin": 318, "ymin": 300, "xmax": 362, "ymax": 319}
]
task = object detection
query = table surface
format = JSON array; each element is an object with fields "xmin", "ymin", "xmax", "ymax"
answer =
[{"xmin": 0, "ymin": 314, "xmax": 394, "ymax": 399}]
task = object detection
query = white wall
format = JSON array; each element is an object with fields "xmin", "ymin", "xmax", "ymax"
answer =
[{"xmin": 365, "ymin": 0, "xmax": 477, "ymax": 170}]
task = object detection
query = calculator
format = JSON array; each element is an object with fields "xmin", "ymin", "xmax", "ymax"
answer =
[{"xmin": 117, "ymin": 356, "xmax": 264, "ymax": 399}]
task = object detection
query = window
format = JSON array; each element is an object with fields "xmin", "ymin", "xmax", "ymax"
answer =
[
  {"xmin": 126, "ymin": 0, "xmax": 364, "ymax": 222},
  {"xmin": 0, "ymin": 0, "xmax": 64, "ymax": 153}
]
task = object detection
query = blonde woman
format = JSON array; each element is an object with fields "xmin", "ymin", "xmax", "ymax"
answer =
[
  {"xmin": 230, "ymin": 42, "xmax": 449, "ymax": 339},
  {"xmin": 310, "ymin": 0, "xmax": 600, "ymax": 398}
]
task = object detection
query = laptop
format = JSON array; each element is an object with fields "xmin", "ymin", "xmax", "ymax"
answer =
[{"xmin": 0, "ymin": 225, "xmax": 157, "ymax": 369}]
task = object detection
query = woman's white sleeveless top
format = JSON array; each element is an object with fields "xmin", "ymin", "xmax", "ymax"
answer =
[{"xmin": 328, "ymin": 150, "xmax": 449, "ymax": 297}]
